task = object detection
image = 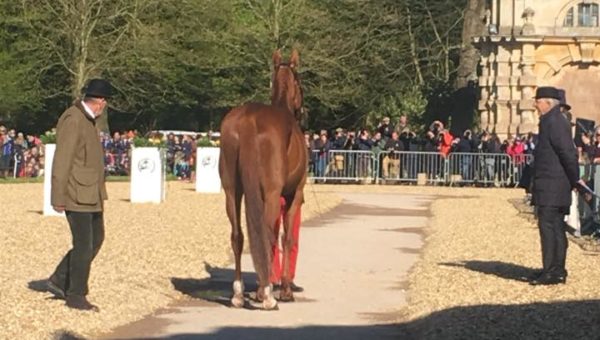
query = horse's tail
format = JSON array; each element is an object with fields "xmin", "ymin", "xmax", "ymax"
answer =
[{"xmin": 238, "ymin": 121, "xmax": 270, "ymax": 281}]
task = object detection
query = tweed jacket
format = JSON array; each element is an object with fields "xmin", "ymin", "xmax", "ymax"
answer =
[{"xmin": 51, "ymin": 102, "xmax": 107, "ymax": 212}]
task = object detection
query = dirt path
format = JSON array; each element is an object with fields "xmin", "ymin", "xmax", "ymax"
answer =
[{"xmin": 102, "ymin": 192, "xmax": 434, "ymax": 340}]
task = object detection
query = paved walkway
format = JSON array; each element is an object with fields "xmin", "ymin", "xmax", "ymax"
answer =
[{"xmin": 103, "ymin": 192, "xmax": 434, "ymax": 340}]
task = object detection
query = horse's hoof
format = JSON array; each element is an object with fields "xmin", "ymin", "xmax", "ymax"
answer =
[
  {"xmin": 231, "ymin": 295, "xmax": 245, "ymax": 308},
  {"xmin": 262, "ymin": 296, "xmax": 278, "ymax": 310}
]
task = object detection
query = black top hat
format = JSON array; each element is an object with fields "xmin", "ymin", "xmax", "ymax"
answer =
[
  {"xmin": 534, "ymin": 86, "xmax": 561, "ymax": 100},
  {"xmin": 557, "ymin": 89, "xmax": 572, "ymax": 111},
  {"xmin": 84, "ymin": 79, "xmax": 113, "ymax": 98}
]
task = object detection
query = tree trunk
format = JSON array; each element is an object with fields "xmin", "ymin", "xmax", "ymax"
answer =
[
  {"xmin": 455, "ymin": 0, "xmax": 486, "ymax": 90},
  {"xmin": 450, "ymin": 0, "xmax": 486, "ymax": 136}
]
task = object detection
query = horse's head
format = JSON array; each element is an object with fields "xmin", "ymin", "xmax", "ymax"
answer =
[{"xmin": 271, "ymin": 49, "xmax": 304, "ymax": 121}]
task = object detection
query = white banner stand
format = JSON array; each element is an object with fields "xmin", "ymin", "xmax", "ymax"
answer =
[
  {"xmin": 130, "ymin": 147, "xmax": 165, "ymax": 203},
  {"xmin": 43, "ymin": 144, "xmax": 65, "ymax": 217},
  {"xmin": 196, "ymin": 147, "xmax": 221, "ymax": 193}
]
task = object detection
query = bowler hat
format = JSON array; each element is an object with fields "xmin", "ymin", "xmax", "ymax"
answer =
[
  {"xmin": 84, "ymin": 79, "xmax": 113, "ymax": 98},
  {"xmin": 534, "ymin": 86, "xmax": 560, "ymax": 100},
  {"xmin": 557, "ymin": 89, "xmax": 572, "ymax": 111}
]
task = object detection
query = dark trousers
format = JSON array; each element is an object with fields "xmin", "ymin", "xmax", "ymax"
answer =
[
  {"xmin": 537, "ymin": 206, "xmax": 568, "ymax": 276},
  {"xmin": 52, "ymin": 211, "xmax": 104, "ymax": 296}
]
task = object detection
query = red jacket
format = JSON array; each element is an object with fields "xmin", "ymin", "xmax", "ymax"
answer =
[
  {"xmin": 439, "ymin": 131, "xmax": 453, "ymax": 157},
  {"xmin": 507, "ymin": 142, "xmax": 525, "ymax": 164}
]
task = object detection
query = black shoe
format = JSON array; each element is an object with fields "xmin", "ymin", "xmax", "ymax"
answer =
[
  {"xmin": 290, "ymin": 282, "xmax": 304, "ymax": 293},
  {"xmin": 526, "ymin": 270, "xmax": 544, "ymax": 282},
  {"xmin": 272, "ymin": 282, "xmax": 304, "ymax": 293},
  {"xmin": 65, "ymin": 295, "xmax": 99, "ymax": 312},
  {"xmin": 46, "ymin": 276, "xmax": 66, "ymax": 299},
  {"xmin": 529, "ymin": 273, "xmax": 567, "ymax": 286}
]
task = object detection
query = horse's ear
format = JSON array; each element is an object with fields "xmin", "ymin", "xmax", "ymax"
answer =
[
  {"xmin": 273, "ymin": 49, "xmax": 282, "ymax": 68},
  {"xmin": 290, "ymin": 48, "xmax": 300, "ymax": 69}
]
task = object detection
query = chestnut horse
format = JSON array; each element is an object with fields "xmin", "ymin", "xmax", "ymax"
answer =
[{"xmin": 219, "ymin": 49, "xmax": 307, "ymax": 310}]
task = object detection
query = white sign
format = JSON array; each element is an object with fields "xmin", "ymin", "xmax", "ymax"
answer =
[
  {"xmin": 196, "ymin": 147, "xmax": 221, "ymax": 193},
  {"xmin": 130, "ymin": 147, "xmax": 165, "ymax": 203},
  {"xmin": 43, "ymin": 144, "xmax": 65, "ymax": 217}
]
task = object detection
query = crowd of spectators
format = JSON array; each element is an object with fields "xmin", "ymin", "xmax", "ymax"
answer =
[
  {"xmin": 0, "ymin": 125, "xmax": 44, "ymax": 179},
  {"xmin": 2, "ymin": 114, "xmax": 539, "ymax": 183},
  {"xmin": 0, "ymin": 125, "xmax": 218, "ymax": 180},
  {"xmin": 305, "ymin": 116, "xmax": 537, "ymax": 182},
  {"xmin": 101, "ymin": 130, "xmax": 211, "ymax": 180}
]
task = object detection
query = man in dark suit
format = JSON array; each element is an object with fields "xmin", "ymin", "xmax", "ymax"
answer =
[
  {"xmin": 529, "ymin": 86, "xmax": 580, "ymax": 286},
  {"xmin": 46, "ymin": 79, "xmax": 112, "ymax": 311}
]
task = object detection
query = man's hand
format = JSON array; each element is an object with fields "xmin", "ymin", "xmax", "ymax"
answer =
[{"xmin": 53, "ymin": 206, "xmax": 65, "ymax": 213}]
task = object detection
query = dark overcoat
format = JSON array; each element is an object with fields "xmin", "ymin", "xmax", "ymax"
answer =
[{"xmin": 532, "ymin": 105, "xmax": 579, "ymax": 208}]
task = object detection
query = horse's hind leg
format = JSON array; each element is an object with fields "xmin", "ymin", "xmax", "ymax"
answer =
[
  {"xmin": 256, "ymin": 191, "xmax": 281, "ymax": 310},
  {"xmin": 280, "ymin": 190, "xmax": 304, "ymax": 302},
  {"xmin": 222, "ymin": 148, "xmax": 245, "ymax": 308},
  {"xmin": 227, "ymin": 186, "xmax": 244, "ymax": 308}
]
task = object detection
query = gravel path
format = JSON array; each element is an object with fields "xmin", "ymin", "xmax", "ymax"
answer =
[{"xmin": 102, "ymin": 192, "xmax": 434, "ymax": 340}]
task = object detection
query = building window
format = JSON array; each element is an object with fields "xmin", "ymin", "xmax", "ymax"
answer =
[
  {"xmin": 564, "ymin": 7, "xmax": 574, "ymax": 26},
  {"xmin": 578, "ymin": 3, "xmax": 599, "ymax": 27}
]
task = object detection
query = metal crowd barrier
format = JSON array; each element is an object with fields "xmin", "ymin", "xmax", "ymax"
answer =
[
  {"xmin": 308, "ymin": 149, "xmax": 533, "ymax": 187},
  {"xmin": 309, "ymin": 150, "xmax": 379, "ymax": 183},
  {"xmin": 379, "ymin": 151, "xmax": 447, "ymax": 185},
  {"xmin": 447, "ymin": 153, "xmax": 532, "ymax": 187}
]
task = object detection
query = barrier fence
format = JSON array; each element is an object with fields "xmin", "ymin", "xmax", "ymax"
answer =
[
  {"xmin": 0, "ymin": 147, "xmax": 533, "ymax": 188},
  {"xmin": 309, "ymin": 150, "xmax": 533, "ymax": 187}
]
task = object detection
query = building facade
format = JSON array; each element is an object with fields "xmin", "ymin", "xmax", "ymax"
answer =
[{"xmin": 476, "ymin": 0, "xmax": 600, "ymax": 137}]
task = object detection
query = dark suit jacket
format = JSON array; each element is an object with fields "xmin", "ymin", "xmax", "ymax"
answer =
[
  {"xmin": 532, "ymin": 105, "xmax": 579, "ymax": 208},
  {"xmin": 51, "ymin": 102, "xmax": 108, "ymax": 212}
]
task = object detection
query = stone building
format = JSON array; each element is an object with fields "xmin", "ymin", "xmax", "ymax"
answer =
[{"xmin": 476, "ymin": 0, "xmax": 600, "ymax": 137}]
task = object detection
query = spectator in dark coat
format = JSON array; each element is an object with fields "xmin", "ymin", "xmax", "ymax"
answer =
[
  {"xmin": 529, "ymin": 87, "xmax": 580, "ymax": 286},
  {"xmin": 313, "ymin": 133, "xmax": 331, "ymax": 177},
  {"xmin": 382, "ymin": 131, "xmax": 403, "ymax": 179},
  {"xmin": 454, "ymin": 130, "xmax": 475, "ymax": 181},
  {"xmin": 356, "ymin": 129, "xmax": 373, "ymax": 177},
  {"xmin": 331, "ymin": 128, "xmax": 346, "ymax": 150},
  {"xmin": 377, "ymin": 117, "xmax": 394, "ymax": 141}
]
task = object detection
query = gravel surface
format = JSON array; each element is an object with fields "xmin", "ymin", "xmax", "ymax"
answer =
[
  {"xmin": 0, "ymin": 181, "xmax": 341, "ymax": 340},
  {"xmin": 392, "ymin": 186, "xmax": 600, "ymax": 340},
  {"xmin": 6, "ymin": 182, "xmax": 599, "ymax": 340}
]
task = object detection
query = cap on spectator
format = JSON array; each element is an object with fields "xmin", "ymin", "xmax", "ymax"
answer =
[
  {"xmin": 335, "ymin": 127, "xmax": 343, "ymax": 133},
  {"xmin": 84, "ymin": 79, "xmax": 113, "ymax": 98},
  {"xmin": 557, "ymin": 89, "xmax": 571, "ymax": 111},
  {"xmin": 382, "ymin": 116, "xmax": 390, "ymax": 122},
  {"xmin": 534, "ymin": 86, "xmax": 560, "ymax": 100}
]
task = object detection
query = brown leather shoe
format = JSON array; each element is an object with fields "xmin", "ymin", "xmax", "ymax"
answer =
[
  {"xmin": 65, "ymin": 295, "xmax": 99, "ymax": 312},
  {"xmin": 46, "ymin": 276, "xmax": 66, "ymax": 299}
]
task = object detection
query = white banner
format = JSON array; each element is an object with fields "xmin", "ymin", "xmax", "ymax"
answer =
[
  {"xmin": 196, "ymin": 147, "xmax": 221, "ymax": 193},
  {"xmin": 43, "ymin": 144, "xmax": 65, "ymax": 217},
  {"xmin": 130, "ymin": 147, "xmax": 165, "ymax": 203}
]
